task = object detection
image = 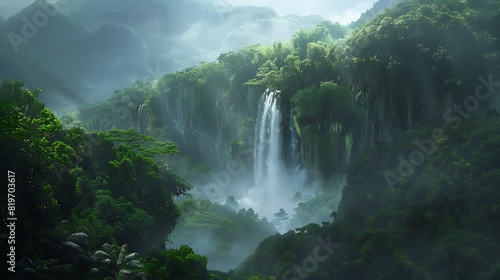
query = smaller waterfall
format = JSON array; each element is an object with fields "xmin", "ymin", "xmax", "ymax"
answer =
[
  {"xmin": 289, "ymin": 108, "xmax": 300, "ymax": 170},
  {"xmin": 137, "ymin": 103, "xmax": 146, "ymax": 133}
]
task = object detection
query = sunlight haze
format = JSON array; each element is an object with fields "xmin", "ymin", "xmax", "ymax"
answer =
[{"xmin": 1, "ymin": 0, "xmax": 376, "ymax": 24}]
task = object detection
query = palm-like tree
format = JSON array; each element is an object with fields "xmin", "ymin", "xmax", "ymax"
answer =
[
  {"xmin": 90, "ymin": 243, "xmax": 145, "ymax": 279},
  {"xmin": 17, "ymin": 232, "xmax": 92, "ymax": 279}
]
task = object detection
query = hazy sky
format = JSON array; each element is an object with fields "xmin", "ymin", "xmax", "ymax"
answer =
[
  {"xmin": 221, "ymin": 0, "xmax": 377, "ymax": 24},
  {"xmin": 0, "ymin": 0, "xmax": 36, "ymax": 8},
  {"xmin": 1, "ymin": 0, "xmax": 377, "ymax": 24}
]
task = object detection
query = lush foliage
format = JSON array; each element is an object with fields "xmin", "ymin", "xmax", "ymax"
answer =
[
  {"xmin": 78, "ymin": 20, "xmax": 358, "ymax": 179},
  {"xmin": 3, "ymin": 0, "xmax": 500, "ymax": 278},
  {"xmin": 0, "ymin": 80, "xmax": 190, "ymax": 278},
  {"xmin": 338, "ymin": 0, "xmax": 500, "ymax": 129},
  {"xmin": 143, "ymin": 245, "xmax": 210, "ymax": 280},
  {"xmin": 237, "ymin": 115, "xmax": 500, "ymax": 279}
]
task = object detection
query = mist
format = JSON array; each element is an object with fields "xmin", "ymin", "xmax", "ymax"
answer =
[
  {"xmin": 0, "ymin": 0, "xmax": 326, "ymax": 111},
  {"xmin": 5, "ymin": 0, "xmax": 496, "ymax": 278}
]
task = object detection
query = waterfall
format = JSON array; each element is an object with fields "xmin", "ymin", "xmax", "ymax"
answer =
[
  {"xmin": 240, "ymin": 90, "xmax": 312, "ymax": 232},
  {"xmin": 289, "ymin": 108, "xmax": 300, "ymax": 170},
  {"xmin": 137, "ymin": 103, "xmax": 145, "ymax": 133},
  {"xmin": 254, "ymin": 90, "xmax": 284, "ymax": 188}
]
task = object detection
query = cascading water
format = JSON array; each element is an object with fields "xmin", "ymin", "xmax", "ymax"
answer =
[
  {"xmin": 254, "ymin": 90, "xmax": 284, "ymax": 189},
  {"xmin": 289, "ymin": 108, "xmax": 300, "ymax": 168},
  {"xmin": 240, "ymin": 90, "xmax": 312, "ymax": 232},
  {"xmin": 137, "ymin": 103, "xmax": 146, "ymax": 133}
]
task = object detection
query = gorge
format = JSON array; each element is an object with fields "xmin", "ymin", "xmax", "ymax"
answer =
[{"xmin": 2, "ymin": 0, "xmax": 500, "ymax": 279}]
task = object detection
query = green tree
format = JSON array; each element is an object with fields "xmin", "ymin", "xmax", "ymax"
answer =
[
  {"xmin": 143, "ymin": 245, "xmax": 209, "ymax": 280},
  {"xmin": 90, "ymin": 243, "xmax": 145, "ymax": 279}
]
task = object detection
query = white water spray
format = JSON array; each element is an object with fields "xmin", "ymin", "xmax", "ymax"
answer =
[
  {"xmin": 254, "ymin": 90, "xmax": 284, "ymax": 189},
  {"xmin": 241, "ymin": 90, "xmax": 313, "ymax": 232},
  {"xmin": 137, "ymin": 103, "xmax": 146, "ymax": 133}
]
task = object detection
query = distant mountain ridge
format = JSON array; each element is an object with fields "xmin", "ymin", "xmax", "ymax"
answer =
[
  {"xmin": 0, "ymin": 5, "xmax": 23, "ymax": 20},
  {"xmin": 351, "ymin": 0, "xmax": 408, "ymax": 28},
  {"xmin": 0, "ymin": 0, "xmax": 324, "ymax": 111}
]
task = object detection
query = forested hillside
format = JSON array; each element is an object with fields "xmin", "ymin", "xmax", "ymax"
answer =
[
  {"xmin": 351, "ymin": 0, "xmax": 408, "ymax": 27},
  {"xmin": 1, "ymin": 0, "xmax": 500, "ymax": 279}
]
